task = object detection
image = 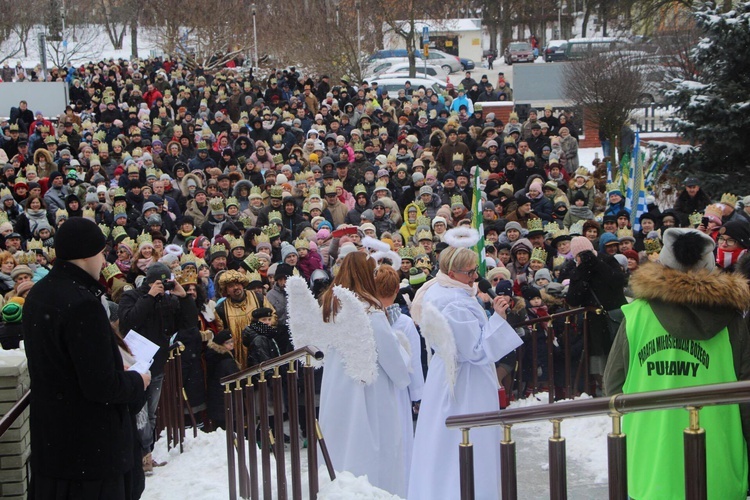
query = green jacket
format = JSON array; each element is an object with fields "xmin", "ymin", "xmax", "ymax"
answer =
[{"xmin": 604, "ymin": 262, "xmax": 750, "ymax": 499}]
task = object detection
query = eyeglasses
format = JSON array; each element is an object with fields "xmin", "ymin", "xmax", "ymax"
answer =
[
  {"xmin": 454, "ymin": 267, "xmax": 478, "ymax": 277},
  {"xmin": 718, "ymin": 236, "xmax": 737, "ymax": 246}
]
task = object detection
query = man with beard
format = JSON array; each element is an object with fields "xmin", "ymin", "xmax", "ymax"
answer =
[{"xmin": 214, "ymin": 270, "xmax": 276, "ymax": 369}]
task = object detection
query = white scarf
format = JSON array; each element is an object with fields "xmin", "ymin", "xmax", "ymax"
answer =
[{"xmin": 411, "ymin": 270, "xmax": 476, "ymax": 325}]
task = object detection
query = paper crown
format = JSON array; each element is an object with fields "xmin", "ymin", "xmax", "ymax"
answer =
[
  {"xmin": 269, "ymin": 185, "xmax": 284, "ymax": 198},
  {"xmin": 527, "ymin": 218, "xmax": 544, "ymax": 233},
  {"xmin": 101, "ymin": 262, "xmax": 124, "ymax": 282},
  {"xmin": 119, "ymin": 237, "xmax": 137, "ymax": 253},
  {"xmin": 99, "ymin": 224, "xmax": 111, "ymax": 238},
  {"xmin": 398, "ymin": 247, "xmax": 416, "ymax": 260},
  {"xmin": 293, "ymin": 237, "xmax": 310, "ymax": 250},
  {"xmin": 530, "ymin": 247, "xmax": 548, "ymax": 263},
  {"xmin": 83, "ymin": 208, "xmax": 96, "ymax": 220},
  {"xmin": 238, "ymin": 215, "xmax": 254, "ymax": 228},
  {"xmin": 247, "ymin": 270, "xmax": 263, "ymax": 284},
  {"xmin": 180, "ymin": 253, "xmax": 199, "ymax": 267},
  {"xmin": 414, "ymin": 254, "xmax": 433, "ymax": 271},
  {"xmin": 28, "ymin": 239, "xmax": 43, "ymax": 251},
  {"xmin": 452, "ymin": 153, "xmax": 464, "ymax": 163},
  {"xmin": 720, "ymin": 193, "xmax": 738, "ymax": 207},
  {"xmin": 210, "ymin": 243, "xmax": 227, "ymax": 256},
  {"xmin": 551, "ymin": 226, "xmax": 570, "ymax": 241},
  {"xmin": 417, "ymin": 229, "xmax": 433, "ymax": 241},
  {"xmin": 55, "ymin": 209, "xmax": 69, "ymax": 220},
  {"xmin": 249, "ymin": 186, "xmax": 263, "ymax": 199},
  {"xmin": 209, "ymin": 197, "xmax": 225, "ymax": 212},
  {"xmin": 416, "ymin": 215, "xmax": 431, "ymax": 228},
  {"xmin": 268, "ymin": 210, "xmax": 282, "ymax": 224},
  {"xmin": 242, "ymin": 253, "xmax": 262, "ymax": 272},
  {"xmin": 225, "ymin": 235, "xmax": 245, "ymax": 250},
  {"xmin": 255, "ymin": 232, "xmax": 270, "ymax": 244},
  {"xmin": 261, "ymin": 224, "xmax": 281, "ymax": 239},
  {"xmin": 499, "ymin": 182, "xmax": 514, "ymax": 193},
  {"xmin": 569, "ymin": 220, "xmax": 585, "ymax": 236},
  {"xmin": 688, "ymin": 212, "xmax": 703, "ymax": 226},
  {"xmin": 644, "ymin": 237, "xmax": 663, "ymax": 254},
  {"xmin": 137, "ymin": 232, "xmax": 153, "ymax": 246},
  {"xmin": 176, "ymin": 266, "xmax": 198, "ymax": 287},
  {"xmin": 544, "ymin": 222, "xmax": 559, "ymax": 235},
  {"xmin": 354, "ymin": 183, "xmax": 367, "ymax": 196},
  {"xmin": 553, "ymin": 255, "xmax": 566, "ymax": 269},
  {"xmin": 296, "ymin": 173, "xmax": 309, "ymax": 184},
  {"xmin": 145, "ymin": 168, "xmax": 159, "ymax": 179},
  {"xmin": 704, "ymin": 205, "xmax": 723, "ymax": 219},
  {"xmin": 617, "ymin": 228, "xmax": 634, "ymax": 241},
  {"xmin": 111, "ymin": 226, "xmax": 127, "ymax": 242},
  {"xmin": 607, "ymin": 182, "xmax": 622, "ymax": 194},
  {"xmin": 225, "ymin": 196, "xmax": 239, "ymax": 209},
  {"xmin": 272, "ymin": 153, "xmax": 284, "ymax": 165},
  {"xmin": 450, "ymin": 194, "xmax": 464, "ymax": 208},
  {"xmin": 308, "ymin": 185, "xmax": 321, "ymax": 197}
]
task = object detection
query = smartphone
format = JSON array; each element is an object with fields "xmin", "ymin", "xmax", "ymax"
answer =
[{"xmin": 701, "ymin": 217, "xmax": 709, "ymax": 227}]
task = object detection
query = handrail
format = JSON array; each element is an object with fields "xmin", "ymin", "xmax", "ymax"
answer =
[
  {"xmin": 0, "ymin": 389, "xmax": 30, "ymax": 437},
  {"xmin": 221, "ymin": 345, "xmax": 324, "ymax": 385},
  {"xmin": 446, "ymin": 380, "xmax": 750, "ymax": 429},
  {"xmin": 512, "ymin": 306, "xmax": 596, "ymax": 329}
]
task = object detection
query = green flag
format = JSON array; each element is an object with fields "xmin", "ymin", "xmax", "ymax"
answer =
[{"xmin": 471, "ymin": 167, "xmax": 486, "ymax": 278}]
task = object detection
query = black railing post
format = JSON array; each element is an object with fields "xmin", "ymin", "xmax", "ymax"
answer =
[
  {"xmin": 234, "ymin": 381, "xmax": 248, "ymax": 498},
  {"xmin": 257, "ymin": 371, "xmax": 272, "ymax": 500},
  {"xmin": 304, "ymin": 356, "xmax": 319, "ymax": 498},
  {"xmin": 607, "ymin": 409, "xmax": 627, "ymax": 500},
  {"xmin": 272, "ymin": 367, "xmax": 287, "ymax": 499},
  {"xmin": 684, "ymin": 406, "xmax": 707, "ymax": 500},
  {"xmin": 500, "ymin": 424, "xmax": 517, "ymax": 500},
  {"xmin": 459, "ymin": 428, "xmax": 475, "ymax": 500},
  {"xmin": 548, "ymin": 419, "xmax": 567, "ymax": 500},
  {"xmin": 564, "ymin": 316, "xmax": 572, "ymax": 398},
  {"xmin": 545, "ymin": 323, "xmax": 555, "ymax": 403},
  {"xmin": 224, "ymin": 384, "xmax": 237, "ymax": 500},
  {"xmin": 287, "ymin": 361, "xmax": 303, "ymax": 500},
  {"xmin": 244, "ymin": 382, "xmax": 259, "ymax": 500}
]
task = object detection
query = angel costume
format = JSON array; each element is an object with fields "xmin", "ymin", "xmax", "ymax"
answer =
[
  {"xmin": 286, "ymin": 278, "xmax": 412, "ymax": 497},
  {"xmin": 408, "ymin": 273, "xmax": 523, "ymax": 500}
]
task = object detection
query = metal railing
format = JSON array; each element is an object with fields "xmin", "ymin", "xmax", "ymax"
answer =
[
  {"xmin": 509, "ymin": 306, "xmax": 598, "ymax": 403},
  {"xmin": 221, "ymin": 346, "xmax": 329, "ymax": 500},
  {"xmin": 446, "ymin": 380, "xmax": 750, "ymax": 500},
  {"xmin": 155, "ymin": 341, "xmax": 198, "ymax": 453},
  {"xmin": 632, "ymin": 103, "xmax": 676, "ymax": 133}
]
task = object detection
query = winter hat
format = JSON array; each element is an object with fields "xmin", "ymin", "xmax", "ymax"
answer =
[
  {"xmin": 494, "ymin": 279, "xmax": 514, "ymax": 297},
  {"xmin": 141, "ymin": 201, "xmax": 158, "ymax": 215},
  {"xmin": 360, "ymin": 209, "xmax": 375, "ymax": 222},
  {"xmin": 573, "ymin": 191, "xmax": 587, "ymax": 203},
  {"xmin": 487, "ymin": 266, "xmax": 509, "ymax": 283},
  {"xmin": 614, "ymin": 254, "xmax": 629, "ymax": 271},
  {"xmin": 213, "ymin": 329, "xmax": 233, "ymax": 345},
  {"xmin": 412, "ymin": 172, "xmax": 425, "ymax": 183},
  {"xmin": 719, "ymin": 221, "xmax": 750, "ymax": 248},
  {"xmin": 623, "ymin": 249, "xmax": 639, "ymax": 262},
  {"xmin": 1, "ymin": 302, "xmax": 22, "ymax": 323},
  {"xmin": 409, "ymin": 268, "xmax": 426, "ymax": 286},
  {"xmin": 521, "ymin": 286, "xmax": 542, "ymax": 302},
  {"xmin": 280, "ymin": 242, "xmax": 298, "ymax": 261},
  {"xmin": 432, "ymin": 216, "xmax": 447, "ymax": 229},
  {"xmin": 534, "ymin": 268, "xmax": 552, "ymax": 284},
  {"xmin": 10, "ymin": 265, "xmax": 33, "ymax": 281},
  {"xmin": 510, "ymin": 238, "xmax": 532, "ymax": 256},
  {"xmin": 659, "ymin": 228, "xmax": 716, "ymax": 272},
  {"xmin": 275, "ymin": 263, "xmax": 295, "ymax": 280},
  {"xmin": 598, "ymin": 232, "xmax": 620, "ymax": 253},
  {"xmin": 252, "ymin": 307, "xmax": 274, "ymax": 320},
  {"xmin": 360, "ymin": 222, "xmax": 376, "ymax": 234},
  {"xmin": 317, "ymin": 228, "xmax": 331, "ymax": 240},
  {"xmin": 145, "ymin": 262, "xmax": 171, "ymax": 284},
  {"xmin": 505, "ymin": 221, "xmax": 523, "ymax": 234},
  {"xmin": 339, "ymin": 242, "xmax": 358, "ymax": 259},
  {"xmin": 55, "ymin": 217, "xmax": 106, "ymax": 260},
  {"xmin": 570, "ymin": 236, "xmax": 597, "ymax": 258}
]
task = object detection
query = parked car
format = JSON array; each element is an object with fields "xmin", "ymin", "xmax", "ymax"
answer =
[
  {"xmin": 367, "ymin": 76, "xmax": 447, "ymax": 95},
  {"xmin": 564, "ymin": 37, "xmax": 631, "ymax": 60},
  {"xmin": 543, "ymin": 40, "xmax": 568, "ymax": 62},
  {"xmin": 374, "ymin": 73, "xmax": 448, "ymax": 89},
  {"xmin": 364, "ymin": 61, "xmax": 449, "ymax": 81},
  {"xmin": 460, "ymin": 57, "xmax": 475, "ymax": 70},
  {"xmin": 504, "ymin": 42, "xmax": 534, "ymax": 64},
  {"xmin": 366, "ymin": 48, "xmax": 463, "ymax": 74}
]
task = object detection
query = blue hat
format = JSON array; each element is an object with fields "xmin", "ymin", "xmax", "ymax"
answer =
[
  {"xmin": 598, "ymin": 232, "xmax": 620, "ymax": 253},
  {"xmin": 495, "ymin": 279, "xmax": 514, "ymax": 297}
]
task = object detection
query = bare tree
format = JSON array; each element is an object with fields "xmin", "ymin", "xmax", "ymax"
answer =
[
  {"xmin": 46, "ymin": 24, "xmax": 102, "ymax": 66},
  {"xmin": 562, "ymin": 52, "xmax": 645, "ymax": 161}
]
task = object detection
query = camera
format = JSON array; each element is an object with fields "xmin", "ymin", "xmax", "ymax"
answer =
[{"xmin": 162, "ymin": 279, "xmax": 175, "ymax": 291}]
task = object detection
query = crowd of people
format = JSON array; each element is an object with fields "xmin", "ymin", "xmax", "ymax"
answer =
[{"xmin": 4, "ymin": 55, "xmax": 750, "ymax": 500}]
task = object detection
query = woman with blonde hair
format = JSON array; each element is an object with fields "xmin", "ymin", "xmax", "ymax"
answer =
[
  {"xmin": 317, "ymin": 252, "xmax": 411, "ymax": 497},
  {"xmin": 128, "ymin": 237, "xmax": 162, "ymax": 282},
  {"xmin": 409, "ymin": 230, "xmax": 523, "ymax": 500}
]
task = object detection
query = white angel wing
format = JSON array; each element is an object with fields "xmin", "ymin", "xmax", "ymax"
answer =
[
  {"xmin": 328, "ymin": 285, "xmax": 379, "ymax": 385},
  {"xmin": 420, "ymin": 301, "xmax": 458, "ymax": 398},
  {"xmin": 286, "ymin": 275, "xmax": 326, "ymax": 359}
]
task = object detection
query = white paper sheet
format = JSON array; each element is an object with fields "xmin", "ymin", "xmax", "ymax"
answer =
[{"xmin": 124, "ymin": 330, "xmax": 160, "ymax": 374}]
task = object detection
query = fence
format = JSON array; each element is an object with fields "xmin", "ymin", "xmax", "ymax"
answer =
[
  {"xmin": 632, "ymin": 104, "xmax": 676, "ymax": 133},
  {"xmin": 446, "ymin": 380, "xmax": 750, "ymax": 500},
  {"xmin": 221, "ymin": 346, "xmax": 331, "ymax": 500},
  {"xmin": 155, "ymin": 341, "xmax": 198, "ymax": 453}
]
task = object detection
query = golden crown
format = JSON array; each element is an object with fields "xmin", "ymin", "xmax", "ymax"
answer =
[
  {"xmin": 416, "ymin": 215, "xmax": 431, "ymax": 227},
  {"xmin": 644, "ymin": 237, "xmax": 663, "ymax": 254},
  {"xmin": 417, "ymin": 229, "xmax": 433, "ymax": 241},
  {"xmin": 99, "ymin": 224, "xmax": 111, "ymax": 238},
  {"xmin": 238, "ymin": 215, "xmax": 253, "ymax": 228},
  {"xmin": 101, "ymin": 263, "xmax": 123, "ymax": 282},
  {"xmin": 210, "ymin": 243, "xmax": 227, "ymax": 256},
  {"xmin": 499, "ymin": 182, "xmax": 514, "ymax": 193},
  {"xmin": 544, "ymin": 222, "xmax": 559, "ymax": 235},
  {"xmin": 261, "ymin": 224, "xmax": 280, "ymax": 239},
  {"xmin": 617, "ymin": 228, "xmax": 634, "ymax": 240},
  {"xmin": 109, "ymin": 225, "xmax": 126, "ymax": 242},
  {"xmin": 607, "ymin": 182, "xmax": 622, "ymax": 195},
  {"xmin": 249, "ymin": 185, "xmax": 263, "ymax": 199},
  {"xmin": 119, "ymin": 237, "xmax": 137, "ymax": 253},
  {"xmin": 527, "ymin": 218, "xmax": 544, "ymax": 232},
  {"xmin": 247, "ymin": 270, "xmax": 262, "ymax": 283},
  {"xmin": 452, "ymin": 153, "xmax": 464, "ymax": 163},
  {"xmin": 569, "ymin": 221, "xmax": 585, "ymax": 235},
  {"xmin": 176, "ymin": 266, "xmax": 198, "ymax": 287},
  {"xmin": 450, "ymin": 194, "xmax": 464, "ymax": 207},
  {"xmin": 83, "ymin": 208, "xmax": 96, "ymax": 219},
  {"xmin": 332, "ymin": 180, "xmax": 343, "ymax": 189},
  {"xmin": 145, "ymin": 168, "xmax": 158, "ymax": 178},
  {"xmin": 268, "ymin": 210, "xmax": 282, "ymax": 224},
  {"xmin": 209, "ymin": 197, "xmax": 225, "ymax": 212},
  {"xmin": 553, "ymin": 255, "xmax": 566, "ymax": 268},
  {"xmin": 242, "ymin": 253, "xmax": 262, "ymax": 271},
  {"xmin": 293, "ymin": 237, "xmax": 310, "ymax": 250},
  {"xmin": 225, "ymin": 196, "xmax": 239, "ymax": 208},
  {"xmin": 720, "ymin": 193, "xmax": 738, "ymax": 207},
  {"xmin": 552, "ymin": 226, "xmax": 570, "ymax": 240},
  {"xmin": 55, "ymin": 208, "xmax": 68, "ymax": 220},
  {"xmin": 137, "ymin": 232, "xmax": 153, "ymax": 246},
  {"xmin": 308, "ymin": 185, "xmax": 321, "ymax": 197},
  {"xmin": 28, "ymin": 238, "xmax": 43, "ymax": 251},
  {"xmin": 0, "ymin": 187, "xmax": 11, "ymax": 199},
  {"xmin": 272, "ymin": 153, "xmax": 284, "ymax": 165},
  {"xmin": 688, "ymin": 212, "xmax": 703, "ymax": 226},
  {"xmin": 113, "ymin": 187, "xmax": 126, "ymax": 198},
  {"xmin": 704, "ymin": 204, "xmax": 723, "ymax": 219},
  {"xmin": 0, "ymin": 212, "xmax": 9, "ymax": 225},
  {"xmin": 226, "ymin": 235, "xmax": 245, "ymax": 250},
  {"xmin": 256, "ymin": 232, "xmax": 270, "ymax": 244},
  {"xmin": 295, "ymin": 173, "xmax": 308, "ymax": 183},
  {"xmin": 354, "ymin": 183, "xmax": 367, "ymax": 196},
  {"xmin": 269, "ymin": 185, "xmax": 284, "ymax": 198},
  {"xmin": 530, "ymin": 247, "xmax": 548, "ymax": 263},
  {"xmin": 111, "ymin": 139, "xmax": 122, "ymax": 148},
  {"xmin": 398, "ymin": 247, "xmax": 415, "ymax": 259},
  {"xmin": 180, "ymin": 253, "xmax": 199, "ymax": 267},
  {"xmin": 415, "ymin": 254, "xmax": 433, "ymax": 271}
]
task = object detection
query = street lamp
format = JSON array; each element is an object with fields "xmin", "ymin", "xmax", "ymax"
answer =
[{"xmin": 252, "ymin": 3, "xmax": 258, "ymax": 69}]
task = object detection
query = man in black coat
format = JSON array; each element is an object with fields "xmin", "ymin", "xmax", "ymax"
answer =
[
  {"xmin": 24, "ymin": 217, "xmax": 149, "ymax": 500},
  {"xmin": 118, "ymin": 262, "xmax": 195, "ymax": 470}
]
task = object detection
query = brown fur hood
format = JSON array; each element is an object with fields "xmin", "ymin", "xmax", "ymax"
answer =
[
  {"xmin": 630, "ymin": 262, "xmax": 750, "ymax": 311},
  {"xmin": 207, "ymin": 340, "xmax": 233, "ymax": 355},
  {"xmin": 568, "ymin": 177, "xmax": 595, "ymax": 191}
]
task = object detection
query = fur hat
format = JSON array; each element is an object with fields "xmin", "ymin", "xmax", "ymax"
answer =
[{"xmin": 659, "ymin": 228, "xmax": 716, "ymax": 272}]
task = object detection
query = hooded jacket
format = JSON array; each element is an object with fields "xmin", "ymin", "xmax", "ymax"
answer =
[{"xmin": 399, "ymin": 202, "xmax": 423, "ymax": 243}]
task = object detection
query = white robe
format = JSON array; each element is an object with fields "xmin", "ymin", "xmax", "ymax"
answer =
[
  {"xmin": 393, "ymin": 313, "xmax": 425, "ymax": 492},
  {"xmin": 318, "ymin": 310, "xmax": 411, "ymax": 497},
  {"xmin": 407, "ymin": 283, "xmax": 523, "ymax": 500}
]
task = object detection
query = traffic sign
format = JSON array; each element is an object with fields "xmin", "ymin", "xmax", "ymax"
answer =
[{"xmin": 422, "ymin": 26, "xmax": 429, "ymax": 43}]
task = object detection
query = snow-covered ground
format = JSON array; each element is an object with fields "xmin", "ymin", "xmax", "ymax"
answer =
[{"xmin": 142, "ymin": 391, "xmax": 611, "ymax": 500}]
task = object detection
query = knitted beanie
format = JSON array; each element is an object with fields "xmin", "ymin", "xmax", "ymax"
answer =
[{"xmin": 570, "ymin": 236, "xmax": 597, "ymax": 258}]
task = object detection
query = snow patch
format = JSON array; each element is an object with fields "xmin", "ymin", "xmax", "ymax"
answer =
[{"xmin": 319, "ymin": 471, "xmax": 404, "ymax": 499}]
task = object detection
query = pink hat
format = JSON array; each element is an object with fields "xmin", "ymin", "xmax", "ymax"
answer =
[{"xmin": 570, "ymin": 236, "xmax": 597, "ymax": 258}]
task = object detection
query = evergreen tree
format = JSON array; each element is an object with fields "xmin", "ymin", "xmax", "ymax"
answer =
[{"xmin": 666, "ymin": 2, "xmax": 750, "ymax": 174}]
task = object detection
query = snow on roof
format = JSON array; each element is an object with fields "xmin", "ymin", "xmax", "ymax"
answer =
[{"xmin": 411, "ymin": 18, "xmax": 482, "ymax": 33}]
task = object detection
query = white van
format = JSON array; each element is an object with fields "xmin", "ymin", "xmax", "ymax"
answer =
[
  {"xmin": 367, "ymin": 77, "xmax": 447, "ymax": 95},
  {"xmin": 364, "ymin": 61, "xmax": 449, "ymax": 81}
]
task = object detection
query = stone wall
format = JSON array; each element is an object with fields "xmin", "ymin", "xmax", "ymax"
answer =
[{"xmin": 0, "ymin": 350, "xmax": 30, "ymax": 500}]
